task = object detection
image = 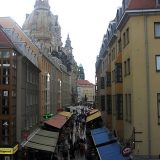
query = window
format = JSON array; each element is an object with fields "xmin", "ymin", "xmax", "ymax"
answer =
[
  {"xmin": 2, "ymin": 51, "xmax": 10, "ymax": 58},
  {"xmin": 3, "ymin": 77, "xmax": 9, "ymax": 85},
  {"xmin": 123, "ymin": 32, "xmax": 126, "ymax": 48},
  {"xmin": 128, "ymin": 94, "xmax": 132, "ymax": 122},
  {"xmin": 107, "ymin": 95, "xmax": 112, "ymax": 114},
  {"xmin": 108, "ymin": 53, "xmax": 111, "ymax": 63},
  {"xmin": 2, "ymin": 120, "xmax": 9, "ymax": 145},
  {"xmin": 116, "ymin": 94, "xmax": 123, "ymax": 120},
  {"xmin": 126, "ymin": 28, "xmax": 129, "ymax": 44},
  {"xmin": 127, "ymin": 58, "xmax": 130, "ymax": 74},
  {"xmin": 124, "ymin": 61, "xmax": 127, "ymax": 75},
  {"xmin": 115, "ymin": 63, "xmax": 122, "ymax": 82},
  {"xmin": 125, "ymin": 94, "xmax": 128, "ymax": 121},
  {"xmin": 156, "ymin": 55, "xmax": 160, "ymax": 71},
  {"xmin": 125, "ymin": 93, "xmax": 132, "ymax": 123},
  {"xmin": 12, "ymin": 52, "xmax": 16, "ymax": 56},
  {"xmin": 154, "ymin": 22, "xmax": 160, "ymax": 38},
  {"xmin": 2, "ymin": 90, "xmax": 9, "ymax": 115},
  {"xmin": 118, "ymin": 38, "xmax": 122, "ymax": 52},
  {"xmin": 106, "ymin": 72, "xmax": 111, "ymax": 86},
  {"xmin": 101, "ymin": 95, "xmax": 105, "ymax": 111},
  {"xmin": 123, "ymin": 28, "xmax": 130, "ymax": 48},
  {"xmin": 3, "ymin": 90, "xmax": 9, "ymax": 97},
  {"xmin": 112, "ymin": 70, "xmax": 115, "ymax": 82},
  {"xmin": 157, "ymin": 93, "xmax": 160, "ymax": 124},
  {"xmin": 3, "ymin": 68, "xmax": 9, "ymax": 76},
  {"xmin": 124, "ymin": 58, "xmax": 130, "ymax": 76},
  {"xmin": 2, "ymin": 60, "xmax": 10, "ymax": 67},
  {"xmin": 100, "ymin": 77, "xmax": 105, "ymax": 89},
  {"xmin": 112, "ymin": 48, "xmax": 115, "ymax": 61}
]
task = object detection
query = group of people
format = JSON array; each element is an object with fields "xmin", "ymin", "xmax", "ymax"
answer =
[{"xmin": 56, "ymin": 107, "xmax": 87, "ymax": 160}]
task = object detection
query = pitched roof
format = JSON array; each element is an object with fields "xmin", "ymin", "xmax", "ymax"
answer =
[
  {"xmin": 0, "ymin": 17, "xmax": 39, "ymax": 53},
  {"xmin": 128, "ymin": 0, "xmax": 155, "ymax": 9},
  {"xmin": 0, "ymin": 26, "xmax": 14, "ymax": 48},
  {"xmin": 44, "ymin": 114, "xmax": 68, "ymax": 129},
  {"xmin": 76, "ymin": 80, "xmax": 94, "ymax": 86}
]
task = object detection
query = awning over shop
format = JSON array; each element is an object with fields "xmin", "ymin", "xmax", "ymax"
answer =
[
  {"xmin": 44, "ymin": 114, "xmax": 68, "ymax": 129},
  {"xmin": 24, "ymin": 129, "xmax": 59, "ymax": 153},
  {"xmin": 97, "ymin": 143, "xmax": 130, "ymax": 160},
  {"xmin": 58, "ymin": 111, "xmax": 72, "ymax": 118},
  {"xmin": 91, "ymin": 127, "xmax": 117, "ymax": 147},
  {"xmin": 88, "ymin": 109, "xmax": 99, "ymax": 115},
  {"xmin": 86, "ymin": 111, "xmax": 101, "ymax": 123}
]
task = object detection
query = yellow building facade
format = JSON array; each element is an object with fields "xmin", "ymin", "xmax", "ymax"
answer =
[{"xmin": 96, "ymin": 0, "xmax": 160, "ymax": 159}]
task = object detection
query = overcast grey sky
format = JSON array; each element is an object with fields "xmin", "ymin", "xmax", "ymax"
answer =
[{"xmin": 0, "ymin": 0, "xmax": 122, "ymax": 83}]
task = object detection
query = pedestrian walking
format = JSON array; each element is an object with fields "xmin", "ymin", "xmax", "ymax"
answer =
[
  {"xmin": 79, "ymin": 141, "xmax": 85, "ymax": 156},
  {"xmin": 51, "ymin": 153, "xmax": 58, "ymax": 160},
  {"xmin": 75, "ymin": 129, "xmax": 79, "ymax": 142},
  {"xmin": 69, "ymin": 144, "xmax": 75, "ymax": 159},
  {"xmin": 62, "ymin": 143, "xmax": 69, "ymax": 160},
  {"xmin": 74, "ymin": 140, "xmax": 79, "ymax": 155},
  {"xmin": 58, "ymin": 142, "xmax": 64, "ymax": 160}
]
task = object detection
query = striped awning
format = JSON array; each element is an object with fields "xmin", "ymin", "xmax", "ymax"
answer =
[
  {"xmin": 91, "ymin": 127, "xmax": 117, "ymax": 147},
  {"xmin": 44, "ymin": 114, "xmax": 68, "ymax": 129},
  {"xmin": 86, "ymin": 111, "xmax": 101, "ymax": 123},
  {"xmin": 88, "ymin": 109, "xmax": 99, "ymax": 115},
  {"xmin": 24, "ymin": 129, "xmax": 59, "ymax": 152},
  {"xmin": 58, "ymin": 111, "xmax": 72, "ymax": 118},
  {"xmin": 97, "ymin": 143, "xmax": 130, "ymax": 160}
]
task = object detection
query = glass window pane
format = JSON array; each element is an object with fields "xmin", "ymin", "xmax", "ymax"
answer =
[
  {"xmin": 3, "ymin": 91, "xmax": 8, "ymax": 97},
  {"xmin": 2, "ymin": 51, "xmax": 10, "ymax": 58},
  {"xmin": 156, "ymin": 56, "xmax": 160, "ymax": 71},
  {"xmin": 157, "ymin": 93, "xmax": 160, "ymax": 124},
  {"xmin": 155, "ymin": 23, "xmax": 160, "ymax": 37}
]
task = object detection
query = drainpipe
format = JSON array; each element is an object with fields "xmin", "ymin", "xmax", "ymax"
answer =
[{"xmin": 144, "ymin": 15, "xmax": 151, "ymax": 158}]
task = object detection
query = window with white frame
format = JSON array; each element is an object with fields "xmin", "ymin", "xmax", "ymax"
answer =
[
  {"xmin": 156, "ymin": 55, "xmax": 160, "ymax": 71},
  {"xmin": 154, "ymin": 22, "xmax": 160, "ymax": 38}
]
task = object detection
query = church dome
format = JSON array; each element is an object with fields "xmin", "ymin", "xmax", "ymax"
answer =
[{"xmin": 22, "ymin": 0, "xmax": 62, "ymax": 51}]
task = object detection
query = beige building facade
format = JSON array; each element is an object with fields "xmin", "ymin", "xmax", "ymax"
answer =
[
  {"xmin": 77, "ymin": 80, "xmax": 95, "ymax": 105},
  {"xmin": 95, "ymin": 0, "xmax": 160, "ymax": 159}
]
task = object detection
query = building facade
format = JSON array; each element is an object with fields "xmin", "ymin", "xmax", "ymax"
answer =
[
  {"xmin": 95, "ymin": 0, "xmax": 160, "ymax": 159},
  {"xmin": 0, "ymin": 23, "xmax": 40, "ymax": 159},
  {"xmin": 77, "ymin": 80, "xmax": 95, "ymax": 105},
  {"xmin": 22, "ymin": 0, "xmax": 78, "ymax": 111},
  {"xmin": 0, "ymin": 0, "xmax": 78, "ymax": 159}
]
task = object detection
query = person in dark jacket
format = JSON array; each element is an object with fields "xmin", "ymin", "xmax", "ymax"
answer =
[
  {"xmin": 51, "ymin": 153, "xmax": 58, "ymax": 160},
  {"xmin": 69, "ymin": 144, "xmax": 75, "ymax": 159}
]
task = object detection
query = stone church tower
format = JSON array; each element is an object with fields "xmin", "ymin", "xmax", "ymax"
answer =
[
  {"xmin": 78, "ymin": 64, "xmax": 85, "ymax": 80},
  {"xmin": 64, "ymin": 34, "xmax": 73, "ymax": 64}
]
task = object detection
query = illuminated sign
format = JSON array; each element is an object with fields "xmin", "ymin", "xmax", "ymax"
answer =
[{"xmin": 0, "ymin": 144, "xmax": 18, "ymax": 155}]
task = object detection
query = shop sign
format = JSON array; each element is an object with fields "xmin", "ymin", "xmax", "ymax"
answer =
[{"xmin": 0, "ymin": 144, "xmax": 18, "ymax": 154}]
